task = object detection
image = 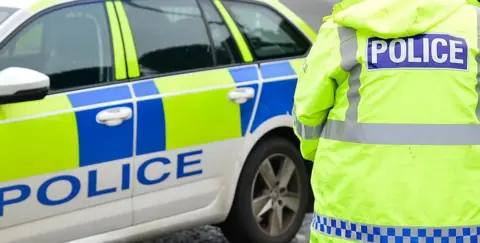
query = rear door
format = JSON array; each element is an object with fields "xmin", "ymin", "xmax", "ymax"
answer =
[
  {"xmin": 221, "ymin": 0, "xmax": 313, "ymax": 133},
  {"xmin": 0, "ymin": 1, "xmax": 134, "ymax": 242},
  {"xmin": 114, "ymin": 0, "xmax": 258, "ymax": 224}
]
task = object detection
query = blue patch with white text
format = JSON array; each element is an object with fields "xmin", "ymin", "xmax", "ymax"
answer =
[{"xmin": 367, "ymin": 33, "xmax": 468, "ymax": 70}]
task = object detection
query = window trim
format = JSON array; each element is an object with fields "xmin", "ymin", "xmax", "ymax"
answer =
[
  {"xmin": 212, "ymin": 0, "xmax": 253, "ymax": 63},
  {"xmin": 0, "ymin": 0, "xmax": 121, "ymax": 95},
  {"xmin": 222, "ymin": 0, "xmax": 313, "ymax": 62},
  {"xmin": 198, "ymin": 0, "xmax": 243, "ymax": 65},
  {"xmin": 196, "ymin": 0, "xmax": 218, "ymax": 66}
]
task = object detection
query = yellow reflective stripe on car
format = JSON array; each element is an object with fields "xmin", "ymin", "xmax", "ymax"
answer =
[
  {"xmin": 154, "ymin": 69, "xmax": 242, "ymax": 149},
  {"xmin": 0, "ymin": 95, "xmax": 79, "ymax": 182},
  {"xmin": 29, "ymin": 0, "xmax": 57, "ymax": 13},
  {"xmin": 114, "ymin": 1, "xmax": 140, "ymax": 78},
  {"xmin": 261, "ymin": 0, "xmax": 317, "ymax": 42},
  {"xmin": 289, "ymin": 58, "xmax": 306, "ymax": 75},
  {"xmin": 213, "ymin": 0, "xmax": 254, "ymax": 63},
  {"xmin": 0, "ymin": 95, "xmax": 71, "ymax": 120},
  {"xmin": 106, "ymin": 1, "xmax": 127, "ymax": 80}
]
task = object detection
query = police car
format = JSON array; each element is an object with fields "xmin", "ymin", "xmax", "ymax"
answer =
[{"xmin": 0, "ymin": 0, "xmax": 317, "ymax": 242}]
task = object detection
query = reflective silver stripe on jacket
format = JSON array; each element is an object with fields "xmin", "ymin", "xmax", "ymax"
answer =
[
  {"xmin": 317, "ymin": 10, "xmax": 480, "ymax": 145},
  {"xmin": 292, "ymin": 26, "xmax": 356, "ymax": 140},
  {"xmin": 292, "ymin": 107, "xmax": 324, "ymax": 140},
  {"xmin": 311, "ymin": 213, "xmax": 480, "ymax": 243}
]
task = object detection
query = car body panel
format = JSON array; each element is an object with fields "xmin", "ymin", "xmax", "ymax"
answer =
[{"xmin": 0, "ymin": 83, "xmax": 136, "ymax": 243}]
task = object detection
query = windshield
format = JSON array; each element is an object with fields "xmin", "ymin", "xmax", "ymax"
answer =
[{"xmin": 0, "ymin": 7, "xmax": 17, "ymax": 24}]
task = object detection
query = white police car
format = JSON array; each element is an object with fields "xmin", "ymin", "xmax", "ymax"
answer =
[{"xmin": 0, "ymin": 0, "xmax": 317, "ymax": 242}]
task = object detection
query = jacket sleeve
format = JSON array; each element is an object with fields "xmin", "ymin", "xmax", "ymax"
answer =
[{"xmin": 293, "ymin": 21, "xmax": 342, "ymax": 161}]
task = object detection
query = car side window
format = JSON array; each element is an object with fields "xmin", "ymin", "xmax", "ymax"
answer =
[
  {"xmin": 198, "ymin": 0, "xmax": 243, "ymax": 65},
  {"xmin": 0, "ymin": 2, "xmax": 114, "ymax": 91},
  {"xmin": 223, "ymin": 1, "xmax": 311, "ymax": 61},
  {"xmin": 123, "ymin": 0, "xmax": 215, "ymax": 78}
]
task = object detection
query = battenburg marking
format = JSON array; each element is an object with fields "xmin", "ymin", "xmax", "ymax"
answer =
[{"xmin": 367, "ymin": 33, "xmax": 468, "ymax": 70}]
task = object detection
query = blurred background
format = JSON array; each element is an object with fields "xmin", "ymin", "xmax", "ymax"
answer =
[{"xmin": 280, "ymin": 0, "xmax": 332, "ymax": 32}]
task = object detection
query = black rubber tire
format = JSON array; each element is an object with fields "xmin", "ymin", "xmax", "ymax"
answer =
[{"xmin": 220, "ymin": 137, "xmax": 310, "ymax": 243}]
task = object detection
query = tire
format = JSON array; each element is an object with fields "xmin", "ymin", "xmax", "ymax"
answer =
[{"xmin": 220, "ymin": 137, "xmax": 310, "ymax": 243}]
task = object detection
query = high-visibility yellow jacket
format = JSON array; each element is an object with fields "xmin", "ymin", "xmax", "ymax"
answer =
[
  {"xmin": 467, "ymin": 0, "xmax": 480, "ymax": 7},
  {"xmin": 293, "ymin": 0, "xmax": 480, "ymax": 242}
]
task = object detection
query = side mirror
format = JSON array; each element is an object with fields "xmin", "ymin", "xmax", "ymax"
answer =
[{"xmin": 0, "ymin": 67, "xmax": 49, "ymax": 105}]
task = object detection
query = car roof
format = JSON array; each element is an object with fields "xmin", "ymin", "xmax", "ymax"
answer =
[
  {"xmin": 0, "ymin": 0, "xmax": 275, "ymax": 11},
  {"xmin": 0, "ymin": 0, "xmax": 39, "ymax": 9}
]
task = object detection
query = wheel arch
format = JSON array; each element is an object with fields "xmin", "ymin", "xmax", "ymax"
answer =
[{"xmin": 219, "ymin": 122, "xmax": 314, "ymax": 226}]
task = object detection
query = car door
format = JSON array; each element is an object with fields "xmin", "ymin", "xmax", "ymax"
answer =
[
  {"xmin": 0, "ymin": 1, "xmax": 134, "ymax": 242},
  {"xmin": 114, "ymin": 0, "xmax": 258, "ymax": 224},
  {"xmin": 221, "ymin": 0, "xmax": 313, "ymax": 134}
]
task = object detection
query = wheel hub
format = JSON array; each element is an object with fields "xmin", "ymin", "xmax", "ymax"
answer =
[{"xmin": 250, "ymin": 153, "xmax": 302, "ymax": 237}]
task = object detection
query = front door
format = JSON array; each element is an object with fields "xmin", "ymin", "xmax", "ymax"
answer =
[{"xmin": 0, "ymin": 2, "xmax": 134, "ymax": 242}]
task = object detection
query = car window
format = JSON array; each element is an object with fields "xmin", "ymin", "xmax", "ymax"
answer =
[
  {"xmin": 223, "ymin": 1, "xmax": 310, "ymax": 61},
  {"xmin": 13, "ymin": 23, "xmax": 43, "ymax": 56},
  {"xmin": 123, "ymin": 0, "xmax": 215, "ymax": 78},
  {"xmin": 198, "ymin": 0, "xmax": 243, "ymax": 66},
  {"xmin": 0, "ymin": 7, "xmax": 17, "ymax": 24},
  {"xmin": 0, "ymin": 3, "xmax": 114, "ymax": 91}
]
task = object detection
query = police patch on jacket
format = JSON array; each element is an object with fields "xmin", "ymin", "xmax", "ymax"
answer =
[{"xmin": 366, "ymin": 33, "xmax": 468, "ymax": 71}]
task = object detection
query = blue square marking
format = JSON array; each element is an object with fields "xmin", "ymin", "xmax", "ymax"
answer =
[
  {"xmin": 331, "ymin": 219, "xmax": 337, "ymax": 227},
  {"xmin": 260, "ymin": 61, "xmax": 295, "ymax": 79},
  {"xmin": 470, "ymin": 235, "xmax": 478, "ymax": 243},
  {"xmin": 351, "ymin": 223, "xmax": 357, "ymax": 231},
  {"xmin": 380, "ymin": 236, "xmax": 388, "ymax": 243},
  {"xmin": 229, "ymin": 66, "xmax": 258, "ymax": 83},
  {"xmin": 340, "ymin": 221, "xmax": 347, "ymax": 229},
  {"xmin": 462, "ymin": 227, "xmax": 470, "ymax": 236},
  {"xmin": 76, "ymin": 103, "xmax": 134, "ymax": 166},
  {"xmin": 367, "ymin": 234, "xmax": 374, "ymax": 242},
  {"xmin": 362, "ymin": 225, "xmax": 368, "ymax": 233},
  {"xmin": 418, "ymin": 229, "xmax": 427, "ymax": 237},
  {"xmin": 434, "ymin": 229, "xmax": 442, "ymax": 237},
  {"xmin": 449, "ymin": 229, "xmax": 457, "ymax": 237},
  {"xmin": 387, "ymin": 228, "xmax": 396, "ymax": 236},
  {"xmin": 426, "ymin": 237, "xmax": 434, "ymax": 243},
  {"xmin": 402, "ymin": 228, "xmax": 411, "ymax": 236},
  {"xmin": 132, "ymin": 80, "xmax": 159, "ymax": 97},
  {"xmin": 395, "ymin": 236, "xmax": 404, "ymax": 243}
]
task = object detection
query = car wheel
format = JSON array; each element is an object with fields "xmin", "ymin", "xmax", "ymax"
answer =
[{"xmin": 221, "ymin": 137, "xmax": 310, "ymax": 243}]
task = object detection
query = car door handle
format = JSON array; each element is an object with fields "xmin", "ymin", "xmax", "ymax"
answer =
[
  {"xmin": 228, "ymin": 87, "xmax": 255, "ymax": 104},
  {"xmin": 96, "ymin": 107, "xmax": 132, "ymax": 127}
]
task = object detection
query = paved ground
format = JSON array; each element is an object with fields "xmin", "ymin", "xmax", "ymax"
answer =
[
  {"xmin": 140, "ymin": 213, "xmax": 313, "ymax": 243},
  {"xmin": 140, "ymin": 1, "xmax": 329, "ymax": 243}
]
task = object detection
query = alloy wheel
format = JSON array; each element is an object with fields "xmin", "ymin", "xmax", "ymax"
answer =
[{"xmin": 250, "ymin": 153, "xmax": 302, "ymax": 237}]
